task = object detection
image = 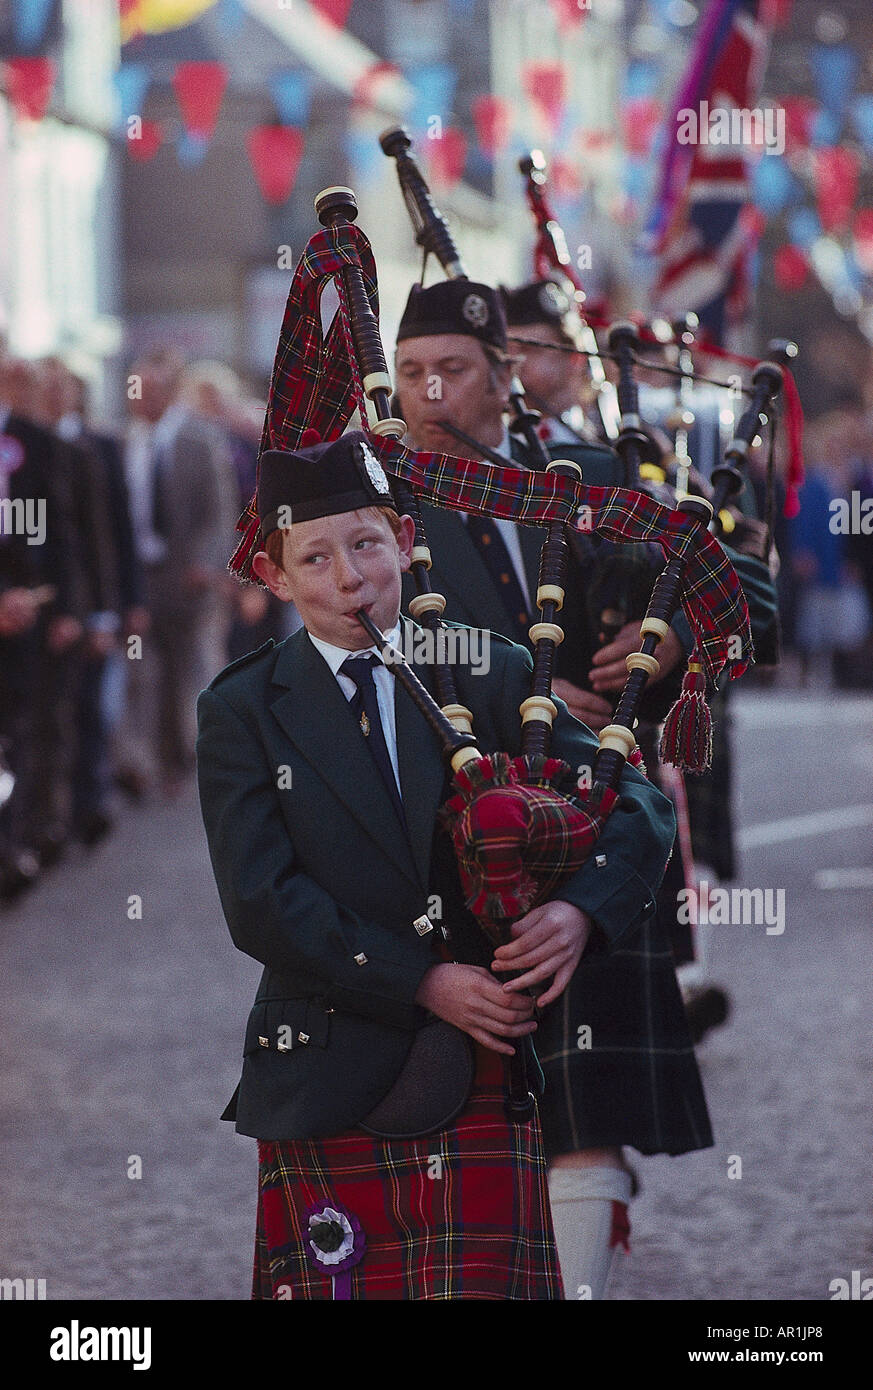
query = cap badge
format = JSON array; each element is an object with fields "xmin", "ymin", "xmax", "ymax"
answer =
[
  {"xmin": 461, "ymin": 293, "xmax": 490, "ymax": 328},
  {"xmin": 360, "ymin": 440, "xmax": 391, "ymax": 495}
]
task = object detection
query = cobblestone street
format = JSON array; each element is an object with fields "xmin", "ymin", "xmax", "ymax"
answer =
[{"xmin": 1, "ymin": 689, "xmax": 871, "ymax": 1302}]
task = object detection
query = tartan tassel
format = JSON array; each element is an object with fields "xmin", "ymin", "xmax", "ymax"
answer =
[
  {"xmin": 229, "ymin": 504, "xmax": 262, "ymax": 579},
  {"xmin": 659, "ymin": 660, "xmax": 713, "ymax": 774}
]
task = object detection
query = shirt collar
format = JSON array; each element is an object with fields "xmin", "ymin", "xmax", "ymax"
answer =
[{"xmin": 308, "ymin": 621, "xmax": 402, "ymax": 676}]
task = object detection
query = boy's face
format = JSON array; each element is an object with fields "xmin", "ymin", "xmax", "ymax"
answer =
[
  {"xmin": 394, "ymin": 333, "xmax": 510, "ymax": 455},
  {"xmin": 252, "ymin": 508, "xmax": 415, "ymax": 649}
]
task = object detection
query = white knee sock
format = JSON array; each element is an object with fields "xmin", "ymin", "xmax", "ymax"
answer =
[{"xmin": 548, "ymin": 1165, "xmax": 633, "ymax": 1301}]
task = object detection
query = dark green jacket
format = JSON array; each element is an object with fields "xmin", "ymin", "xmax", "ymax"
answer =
[{"xmin": 195, "ymin": 623, "xmax": 676, "ymax": 1142}]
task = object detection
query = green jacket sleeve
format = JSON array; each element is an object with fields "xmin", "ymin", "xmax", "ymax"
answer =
[
  {"xmin": 196, "ymin": 687, "xmax": 432, "ymax": 1030},
  {"xmin": 491, "ymin": 643, "xmax": 677, "ymax": 950}
]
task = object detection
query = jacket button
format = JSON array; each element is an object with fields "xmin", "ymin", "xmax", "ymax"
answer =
[
  {"xmin": 258, "ymin": 1035, "xmax": 269, "ymax": 1048},
  {"xmin": 413, "ymin": 914, "xmax": 433, "ymax": 936},
  {"xmin": 354, "ymin": 952, "xmax": 368, "ymax": 965},
  {"xmin": 595, "ymin": 853, "xmax": 607, "ymax": 868}
]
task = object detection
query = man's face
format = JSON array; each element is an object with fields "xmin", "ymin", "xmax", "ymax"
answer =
[
  {"xmin": 252, "ymin": 508, "xmax": 415, "ymax": 649},
  {"xmin": 133, "ymin": 362, "xmax": 179, "ymax": 423},
  {"xmin": 508, "ymin": 321, "xmax": 577, "ymax": 410},
  {"xmin": 394, "ymin": 333, "xmax": 509, "ymax": 454}
]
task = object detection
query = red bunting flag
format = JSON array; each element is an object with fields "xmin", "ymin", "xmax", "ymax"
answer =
[
  {"xmin": 173, "ymin": 61, "xmax": 228, "ymax": 140},
  {"xmin": 550, "ymin": 154, "xmax": 582, "ymax": 199},
  {"xmin": 352, "ymin": 59, "xmax": 401, "ymax": 111},
  {"xmin": 5, "ymin": 57, "xmax": 56, "ymax": 121},
  {"xmin": 773, "ymin": 243, "xmax": 808, "ymax": 291},
  {"xmin": 472, "ymin": 94, "xmax": 511, "ymax": 159},
  {"xmin": 126, "ymin": 119, "xmax": 164, "ymax": 163},
  {"xmin": 522, "ymin": 61, "xmax": 566, "ymax": 135},
  {"xmin": 247, "ymin": 125, "xmax": 304, "ymax": 204},
  {"xmin": 549, "ymin": 0, "xmax": 590, "ymax": 29},
  {"xmin": 852, "ymin": 208, "xmax": 873, "ymax": 275},
  {"xmin": 778, "ymin": 95, "xmax": 817, "ymax": 153},
  {"xmin": 622, "ymin": 97, "xmax": 662, "ymax": 157},
  {"xmin": 312, "ymin": 0, "xmax": 354, "ymax": 25},
  {"xmin": 428, "ymin": 127, "xmax": 467, "ymax": 189},
  {"xmin": 814, "ymin": 145, "xmax": 859, "ymax": 233}
]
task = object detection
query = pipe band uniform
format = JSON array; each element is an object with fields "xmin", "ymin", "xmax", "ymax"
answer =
[
  {"xmin": 200, "ymin": 167, "xmax": 759, "ymax": 1301},
  {"xmin": 196, "ymin": 429, "xmax": 678, "ymax": 1300}
]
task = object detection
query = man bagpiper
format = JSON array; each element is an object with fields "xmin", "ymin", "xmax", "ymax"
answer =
[
  {"xmin": 195, "ymin": 428, "xmax": 677, "ymax": 1299},
  {"xmin": 392, "ymin": 277, "xmax": 725, "ymax": 1301}
]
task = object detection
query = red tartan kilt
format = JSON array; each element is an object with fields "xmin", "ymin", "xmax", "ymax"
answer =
[{"xmin": 252, "ymin": 1044, "xmax": 563, "ymax": 1300}]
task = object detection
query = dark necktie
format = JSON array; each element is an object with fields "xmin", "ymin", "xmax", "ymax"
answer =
[
  {"xmin": 340, "ymin": 653, "xmax": 407, "ymax": 831},
  {"xmin": 464, "ymin": 514, "xmax": 531, "ymax": 647}
]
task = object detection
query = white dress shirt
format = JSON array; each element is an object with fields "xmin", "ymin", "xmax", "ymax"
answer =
[
  {"xmin": 124, "ymin": 418, "xmax": 165, "ymax": 565},
  {"xmin": 307, "ymin": 623, "xmax": 403, "ymax": 797}
]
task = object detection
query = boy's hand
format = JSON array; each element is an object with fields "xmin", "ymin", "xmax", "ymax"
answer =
[
  {"xmin": 491, "ymin": 901, "xmax": 592, "ymax": 1008},
  {"xmin": 414, "ymin": 962, "xmax": 537, "ymax": 1057}
]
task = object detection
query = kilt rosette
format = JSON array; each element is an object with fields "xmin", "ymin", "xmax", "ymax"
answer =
[{"xmin": 441, "ymin": 752, "xmax": 620, "ymax": 929}]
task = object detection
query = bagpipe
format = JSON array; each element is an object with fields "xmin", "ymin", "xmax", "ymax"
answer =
[
  {"xmin": 519, "ymin": 148, "xmax": 620, "ymax": 444},
  {"xmin": 515, "ymin": 150, "xmax": 799, "ymax": 682},
  {"xmin": 228, "ymin": 168, "xmax": 769, "ymax": 1126}
]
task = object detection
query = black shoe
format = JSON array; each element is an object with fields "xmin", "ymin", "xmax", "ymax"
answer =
[
  {"xmin": 0, "ymin": 849, "xmax": 41, "ymax": 903},
  {"xmin": 684, "ymin": 985, "xmax": 731, "ymax": 1046}
]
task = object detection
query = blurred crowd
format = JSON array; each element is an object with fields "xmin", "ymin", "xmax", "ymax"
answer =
[
  {"xmin": 781, "ymin": 402, "xmax": 873, "ymax": 689},
  {"xmin": 0, "ymin": 344, "xmax": 293, "ymax": 904},
  {"xmin": 1, "ymin": 335, "xmax": 872, "ymax": 905}
]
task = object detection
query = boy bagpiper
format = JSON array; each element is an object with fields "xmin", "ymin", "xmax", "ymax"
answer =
[{"xmin": 195, "ymin": 430, "xmax": 676, "ymax": 1299}]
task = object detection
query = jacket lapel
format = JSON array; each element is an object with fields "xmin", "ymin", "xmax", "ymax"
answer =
[
  {"xmin": 420, "ymin": 502, "xmax": 514, "ymax": 634},
  {"xmin": 269, "ymin": 631, "xmax": 420, "ymax": 887},
  {"xmin": 393, "ymin": 623, "xmax": 453, "ymax": 888}
]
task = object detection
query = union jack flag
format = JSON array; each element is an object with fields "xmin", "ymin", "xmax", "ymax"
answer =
[{"xmin": 645, "ymin": 0, "xmax": 784, "ymax": 344}]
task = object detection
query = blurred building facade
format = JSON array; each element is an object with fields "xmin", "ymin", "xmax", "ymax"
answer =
[
  {"xmin": 120, "ymin": 0, "xmax": 628, "ymax": 387},
  {"xmin": 0, "ymin": 0, "xmax": 122, "ymax": 417}
]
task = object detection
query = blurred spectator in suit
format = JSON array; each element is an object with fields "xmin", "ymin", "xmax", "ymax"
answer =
[
  {"xmin": 0, "ymin": 352, "xmax": 84, "ymax": 897},
  {"xmin": 183, "ymin": 359, "xmax": 298, "ymax": 658},
  {"xmin": 116, "ymin": 347, "xmax": 238, "ymax": 794},
  {"xmin": 789, "ymin": 408, "xmax": 872, "ymax": 686},
  {"xmin": 49, "ymin": 362, "xmax": 146, "ymax": 843}
]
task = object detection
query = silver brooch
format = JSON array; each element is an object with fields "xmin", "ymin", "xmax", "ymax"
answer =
[
  {"xmin": 360, "ymin": 440, "xmax": 391, "ymax": 495},
  {"xmin": 462, "ymin": 293, "xmax": 489, "ymax": 328}
]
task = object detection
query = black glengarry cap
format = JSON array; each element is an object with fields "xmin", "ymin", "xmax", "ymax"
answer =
[
  {"xmin": 396, "ymin": 280, "xmax": 507, "ymax": 352},
  {"xmin": 257, "ymin": 430, "xmax": 395, "ymax": 541}
]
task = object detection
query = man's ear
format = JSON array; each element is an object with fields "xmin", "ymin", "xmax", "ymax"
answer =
[{"xmin": 251, "ymin": 547, "xmax": 293, "ymax": 601}]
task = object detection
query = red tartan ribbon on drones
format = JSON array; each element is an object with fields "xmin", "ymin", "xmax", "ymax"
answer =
[{"xmin": 231, "ymin": 223, "xmax": 753, "ymax": 688}]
